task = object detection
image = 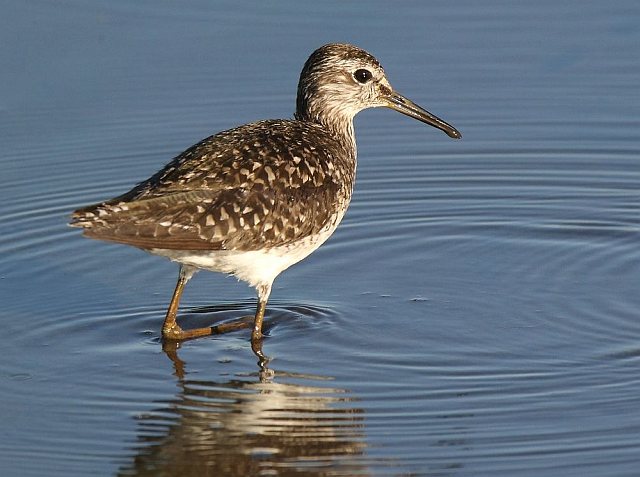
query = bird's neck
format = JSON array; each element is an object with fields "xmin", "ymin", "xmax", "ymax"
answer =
[{"xmin": 295, "ymin": 108, "xmax": 357, "ymax": 159}]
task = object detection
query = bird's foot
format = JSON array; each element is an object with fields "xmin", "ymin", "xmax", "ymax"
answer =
[{"xmin": 162, "ymin": 323, "xmax": 213, "ymax": 341}]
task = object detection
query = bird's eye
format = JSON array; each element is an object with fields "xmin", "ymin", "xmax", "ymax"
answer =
[{"xmin": 353, "ymin": 69, "xmax": 373, "ymax": 84}]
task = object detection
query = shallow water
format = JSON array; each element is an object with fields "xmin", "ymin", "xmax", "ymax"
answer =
[{"xmin": 1, "ymin": 1, "xmax": 640, "ymax": 476}]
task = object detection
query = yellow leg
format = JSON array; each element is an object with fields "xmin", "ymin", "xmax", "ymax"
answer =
[
  {"xmin": 251, "ymin": 300, "xmax": 267, "ymax": 361},
  {"xmin": 161, "ymin": 268, "xmax": 274, "ymax": 356},
  {"xmin": 250, "ymin": 283, "xmax": 271, "ymax": 360},
  {"xmin": 251, "ymin": 299, "xmax": 267, "ymax": 341},
  {"xmin": 162, "ymin": 266, "xmax": 212, "ymax": 340}
]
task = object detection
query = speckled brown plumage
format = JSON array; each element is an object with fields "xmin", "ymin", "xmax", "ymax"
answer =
[
  {"xmin": 72, "ymin": 120, "xmax": 354, "ymax": 251},
  {"xmin": 69, "ymin": 43, "xmax": 461, "ymax": 355}
]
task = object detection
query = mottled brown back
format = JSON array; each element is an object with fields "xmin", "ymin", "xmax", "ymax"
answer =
[{"xmin": 71, "ymin": 119, "xmax": 355, "ymax": 251}]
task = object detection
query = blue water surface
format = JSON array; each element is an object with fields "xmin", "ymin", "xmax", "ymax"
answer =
[{"xmin": 1, "ymin": 1, "xmax": 639, "ymax": 476}]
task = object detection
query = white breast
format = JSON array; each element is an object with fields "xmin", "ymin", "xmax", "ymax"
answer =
[{"xmin": 151, "ymin": 209, "xmax": 346, "ymax": 289}]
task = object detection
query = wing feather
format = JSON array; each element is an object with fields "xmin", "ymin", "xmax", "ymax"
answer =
[{"xmin": 70, "ymin": 120, "xmax": 354, "ymax": 252}]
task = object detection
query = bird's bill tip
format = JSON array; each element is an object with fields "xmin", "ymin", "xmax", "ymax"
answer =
[{"xmin": 384, "ymin": 91, "xmax": 461, "ymax": 139}]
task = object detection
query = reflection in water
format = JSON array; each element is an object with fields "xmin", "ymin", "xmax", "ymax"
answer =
[{"xmin": 118, "ymin": 342, "xmax": 368, "ymax": 476}]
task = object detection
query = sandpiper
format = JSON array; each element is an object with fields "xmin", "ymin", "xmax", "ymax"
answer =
[{"xmin": 70, "ymin": 43, "xmax": 461, "ymax": 354}]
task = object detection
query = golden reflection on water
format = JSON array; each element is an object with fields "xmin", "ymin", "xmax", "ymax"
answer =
[{"xmin": 118, "ymin": 342, "xmax": 368, "ymax": 476}]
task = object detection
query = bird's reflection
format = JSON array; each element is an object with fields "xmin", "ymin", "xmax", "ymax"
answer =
[{"xmin": 118, "ymin": 341, "xmax": 368, "ymax": 476}]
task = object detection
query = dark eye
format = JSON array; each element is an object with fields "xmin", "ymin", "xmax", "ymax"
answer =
[{"xmin": 353, "ymin": 69, "xmax": 372, "ymax": 84}]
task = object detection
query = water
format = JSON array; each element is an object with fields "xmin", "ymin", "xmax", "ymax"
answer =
[{"xmin": 1, "ymin": 1, "xmax": 639, "ymax": 476}]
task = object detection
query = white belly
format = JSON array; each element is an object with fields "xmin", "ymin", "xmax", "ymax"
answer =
[{"xmin": 151, "ymin": 210, "xmax": 346, "ymax": 288}]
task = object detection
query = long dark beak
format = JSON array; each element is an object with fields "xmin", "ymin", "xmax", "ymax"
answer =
[{"xmin": 384, "ymin": 90, "xmax": 461, "ymax": 139}]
